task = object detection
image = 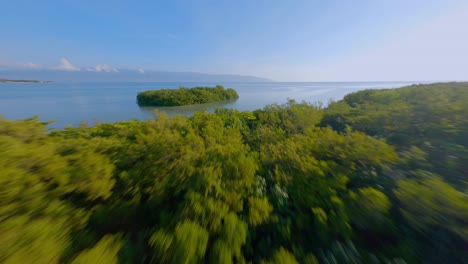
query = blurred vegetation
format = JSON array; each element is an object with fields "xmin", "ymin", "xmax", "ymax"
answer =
[
  {"xmin": 1, "ymin": 82, "xmax": 467, "ymax": 263},
  {"xmin": 136, "ymin": 85, "xmax": 239, "ymax": 106}
]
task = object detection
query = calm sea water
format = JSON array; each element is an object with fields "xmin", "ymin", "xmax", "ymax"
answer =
[{"xmin": 0, "ymin": 82, "xmax": 419, "ymax": 129}]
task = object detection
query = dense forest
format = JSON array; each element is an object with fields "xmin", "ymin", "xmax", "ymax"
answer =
[
  {"xmin": 1, "ymin": 82, "xmax": 467, "ymax": 263},
  {"xmin": 137, "ymin": 85, "xmax": 239, "ymax": 106}
]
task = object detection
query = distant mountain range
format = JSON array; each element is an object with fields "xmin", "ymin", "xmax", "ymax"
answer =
[{"xmin": 0, "ymin": 69, "xmax": 270, "ymax": 82}]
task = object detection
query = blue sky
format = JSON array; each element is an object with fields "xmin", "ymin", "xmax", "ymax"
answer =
[{"xmin": 1, "ymin": 0, "xmax": 467, "ymax": 81}]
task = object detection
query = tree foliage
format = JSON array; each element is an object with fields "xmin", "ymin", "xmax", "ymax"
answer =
[
  {"xmin": 137, "ymin": 85, "xmax": 239, "ymax": 106},
  {"xmin": 1, "ymin": 82, "xmax": 467, "ymax": 263}
]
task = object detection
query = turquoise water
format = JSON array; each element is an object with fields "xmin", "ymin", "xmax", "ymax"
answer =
[{"xmin": 0, "ymin": 81, "xmax": 419, "ymax": 129}]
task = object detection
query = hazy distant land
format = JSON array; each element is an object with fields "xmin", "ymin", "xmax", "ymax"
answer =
[
  {"xmin": 0, "ymin": 69, "xmax": 270, "ymax": 82},
  {"xmin": 0, "ymin": 78, "xmax": 52, "ymax": 83}
]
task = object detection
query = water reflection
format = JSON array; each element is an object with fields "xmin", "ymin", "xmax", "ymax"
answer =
[{"xmin": 139, "ymin": 99, "xmax": 239, "ymax": 117}]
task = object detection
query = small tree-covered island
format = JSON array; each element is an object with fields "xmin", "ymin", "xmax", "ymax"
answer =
[
  {"xmin": 137, "ymin": 85, "xmax": 239, "ymax": 106},
  {"xmin": 1, "ymin": 82, "xmax": 467, "ymax": 263}
]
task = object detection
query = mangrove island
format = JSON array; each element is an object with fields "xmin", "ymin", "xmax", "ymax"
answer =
[{"xmin": 136, "ymin": 85, "xmax": 239, "ymax": 106}]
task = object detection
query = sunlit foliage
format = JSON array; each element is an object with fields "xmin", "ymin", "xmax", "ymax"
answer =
[{"xmin": 1, "ymin": 82, "xmax": 467, "ymax": 263}]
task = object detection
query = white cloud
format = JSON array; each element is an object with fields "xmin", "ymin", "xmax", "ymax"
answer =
[
  {"xmin": 58, "ymin": 58, "xmax": 80, "ymax": 71},
  {"xmin": 24, "ymin": 62, "xmax": 40, "ymax": 69},
  {"xmin": 138, "ymin": 68, "xmax": 145, "ymax": 74},
  {"xmin": 55, "ymin": 60, "xmax": 119, "ymax": 73},
  {"xmin": 95, "ymin": 64, "xmax": 119, "ymax": 72}
]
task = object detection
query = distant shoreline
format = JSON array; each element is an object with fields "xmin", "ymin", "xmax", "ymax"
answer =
[{"xmin": 0, "ymin": 78, "xmax": 53, "ymax": 83}]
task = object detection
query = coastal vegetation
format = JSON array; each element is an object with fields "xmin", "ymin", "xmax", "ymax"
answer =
[
  {"xmin": 136, "ymin": 85, "xmax": 239, "ymax": 106},
  {"xmin": 1, "ymin": 82, "xmax": 467, "ymax": 263}
]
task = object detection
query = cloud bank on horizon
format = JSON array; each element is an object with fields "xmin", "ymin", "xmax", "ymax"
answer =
[
  {"xmin": 0, "ymin": 0, "xmax": 467, "ymax": 81},
  {"xmin": 58, "ymin": 58, "xmax": 80, "ymax": 71},
  {"xmin": 53, "ymin": 58, "xmax": 123, "ymax": 73}
]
